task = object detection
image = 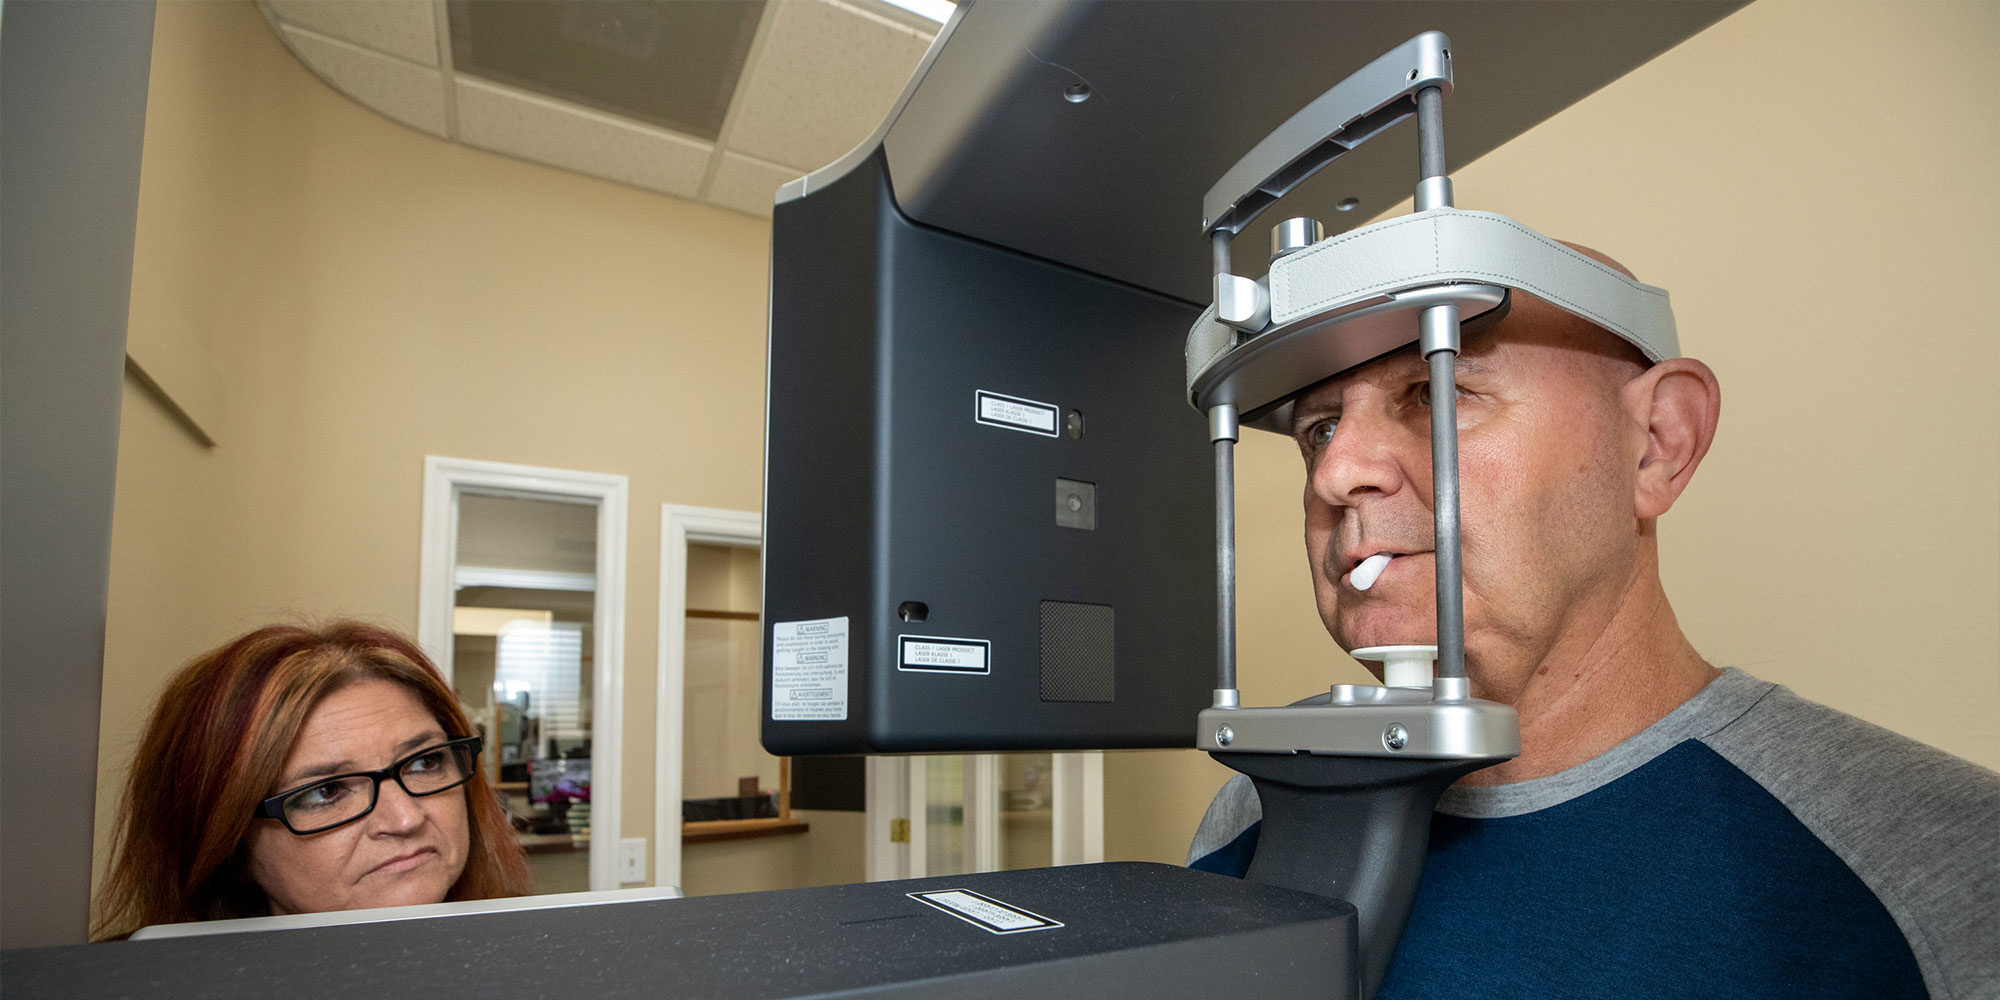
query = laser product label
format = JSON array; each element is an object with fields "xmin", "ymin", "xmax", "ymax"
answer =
[
  {"xmin": 975, "ymin": 390, "xmax": 1060, "ymax": 437},
  {"xmin": 909, "ymin": 889, "xmax": 1064, "ymax": 935},
  {"xmin": 898, "ymin": 635, "xmax": 991, "ymax": 675},
  {"xmin": 771, "ymin": 617, "xmax": 849, "ymax": 721}
]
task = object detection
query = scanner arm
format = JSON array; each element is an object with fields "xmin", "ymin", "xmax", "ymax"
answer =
[
  {"xmin": 1201, "ymin": 31, "xmax": 1453, "ymax": 240},
  {"xmin": 1205, "ymin": 32, "xmax": 1452, "ymax": 333}
]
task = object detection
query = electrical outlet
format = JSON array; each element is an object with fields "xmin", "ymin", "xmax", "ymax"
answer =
[{"xmin": 619, "ymin": 837, "xmax": 646, "ymax": 884}]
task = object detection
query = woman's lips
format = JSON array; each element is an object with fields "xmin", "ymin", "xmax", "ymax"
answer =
[{"xmin": 368, "ymin": 848, "xmax": 437, "ymax": 876}]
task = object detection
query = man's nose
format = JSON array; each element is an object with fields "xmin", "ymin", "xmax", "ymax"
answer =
[{"xmin": 1308, "ymin": 407, "xmax": 1415, "ymax": 506}]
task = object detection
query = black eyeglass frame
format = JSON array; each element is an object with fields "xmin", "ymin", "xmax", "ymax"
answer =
[{"xmin": 253, "ymin": 735, "xmax": 483, "ymax": 835}]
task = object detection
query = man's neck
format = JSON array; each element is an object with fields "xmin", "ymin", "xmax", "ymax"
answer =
[{"xmin": 1458, "ymin": 557, "xmax": 1718, "ymax": 787}]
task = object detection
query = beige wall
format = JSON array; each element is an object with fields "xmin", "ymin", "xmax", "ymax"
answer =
[
  {"xmin": 680, "ymin": 810, "xmax": 866, "ymax": 897},
  {"xmin": 1106, "ymin": 0, "xmax": 2000, "ymax": 866},
  {"xmin": 96, "ymin": 0, "xmax": 770, "ymax": 899},
  {"xmin": 99, "ymin": 0, "xmax": 1998, "ymax": 896}
]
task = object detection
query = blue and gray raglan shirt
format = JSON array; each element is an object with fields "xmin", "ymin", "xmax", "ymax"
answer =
[{"xmin": 1186, "ymin": 669, "xmax": 2000, "ymax": 999}]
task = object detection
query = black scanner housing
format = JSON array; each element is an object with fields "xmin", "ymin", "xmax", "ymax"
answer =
[{"xmin": 762, "ymin": 151, "xmax": 1216, "ymax": 754}]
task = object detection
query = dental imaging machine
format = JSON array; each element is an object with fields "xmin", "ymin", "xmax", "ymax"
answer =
[{"xmin": 2, "ymin": 4, "xmax": 1734, "ymax": 997}]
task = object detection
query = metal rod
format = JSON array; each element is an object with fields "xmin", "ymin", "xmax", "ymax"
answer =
[
  {"xmin": 1211, "ymin": 405, "xmax": 1241, "ymax": 693},
  {"xmin": 1212, "ymin": 230, "xmax": 1232, "ymax": 279},
  {"xmin": 1417, "ymin": 86, "xmax": 1445, "ymax": 179},
  {"xmin": 1424, "ymin": 326, "xmax": 1466, "ymax": 682}
]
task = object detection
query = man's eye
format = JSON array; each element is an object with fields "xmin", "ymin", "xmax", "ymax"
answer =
[
  {"xmin": 1415, "ymin": 382, "xmax": 1466, "ymax": 407},
  {"xmin": 1306, "ymin": 420, "xmax": 1336, "ymax": 450}
]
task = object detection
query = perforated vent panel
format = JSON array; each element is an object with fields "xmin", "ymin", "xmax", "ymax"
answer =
[{"xmin": 1039, "ymin": 601, "xmax": 1114, "ymax": 703}]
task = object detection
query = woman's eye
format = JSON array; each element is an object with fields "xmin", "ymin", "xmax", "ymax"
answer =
[
  {"xmin": 406, "ymin": 750, "xmax": 446, "ymax": 774},
  {"xmin": 291, "ymin": 782, "xmax": 348, "ymax": 811}
]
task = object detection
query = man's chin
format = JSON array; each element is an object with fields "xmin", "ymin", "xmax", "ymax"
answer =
[{"xmin": 1333, "ymin": 607, "xmax": 1438, "ymax": 652}]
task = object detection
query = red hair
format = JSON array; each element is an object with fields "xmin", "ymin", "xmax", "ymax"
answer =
[{"xmin": 93, "ymin": 621, "xmax": 529, "ymax": 939}]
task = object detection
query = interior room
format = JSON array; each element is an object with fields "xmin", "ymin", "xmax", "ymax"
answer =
[{"xmin": 3, "ymin": 0, "xmax": 1994, "ymax": 987}]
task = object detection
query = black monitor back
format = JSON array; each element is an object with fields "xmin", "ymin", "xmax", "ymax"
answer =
[{"xmin": 762, "ymin": 151, "xmax": 1215, "ymax": 754}]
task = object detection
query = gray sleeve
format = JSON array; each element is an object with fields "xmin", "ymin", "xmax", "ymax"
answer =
[
  {"xmin": 1185, "ymin": 773, "xmax": 1261, "ymax": 865},
  {"xmin": 1701, "ymin": 686, "xmax": 2000, "ymax": 1000}
]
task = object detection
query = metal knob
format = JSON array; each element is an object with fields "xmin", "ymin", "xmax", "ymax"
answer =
[{"xmin": 1269, "ymin": 217, "xmax": 1324, "ymax": 262}]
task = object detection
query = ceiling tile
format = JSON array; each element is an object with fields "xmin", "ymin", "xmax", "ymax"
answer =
[
  {"xmin": 265, "ymin": 0, "xmax": 440, "ymax": 67},
  {"xmin": 455, "ymin": 77, "xmax": 714, "ymax": 199},
  {"xmin": 724, "ymin": 0, "xmax": 933, "ymax": 170},
  {"xmin": 708, "ymin": 153, "xmax": 805, "ymax": 218},
  {"xmin": 280, "ymin": 25, "xmax": 448, "ymax": 137}
]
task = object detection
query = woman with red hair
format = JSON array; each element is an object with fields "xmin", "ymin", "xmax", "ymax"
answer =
[{"xmin": 94, "ymin": 621, "xmax": 530, "ymax": 939}]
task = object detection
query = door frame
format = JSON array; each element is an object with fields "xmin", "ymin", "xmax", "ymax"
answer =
[
  {"xmin": 654, "ymin": 503, "xmax": 762, "ymax": 891},
  {"xmin": 418, "ymin": 454, "xmax": 629, "ymax": 892},
  {"xmin": 867, "ymin": 752, "xmax": 1103, "ymax": 880}
]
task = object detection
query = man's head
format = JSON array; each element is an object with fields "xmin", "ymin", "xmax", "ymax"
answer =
[{"xmin": 1289, "ymin": 248, "xmax": 1720, "ymax": 702}]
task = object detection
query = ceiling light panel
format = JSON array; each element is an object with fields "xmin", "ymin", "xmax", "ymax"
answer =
[{"xmin": 447, "ymin": 0, "xmax": 767, "ymax": 141}]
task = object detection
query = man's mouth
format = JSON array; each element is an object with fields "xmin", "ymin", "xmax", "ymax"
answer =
[{"xmin": 1349, "ymin": 552, "xmax": 1396, "ymax": 591}]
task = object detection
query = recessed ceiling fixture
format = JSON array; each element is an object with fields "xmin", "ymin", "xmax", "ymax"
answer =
[
  {"xmin": 878, "ymin": 0, "xmax": 955, "ymax": 25},
  {"xmin": 447, "ymin": 0, "xmax": 767, "ymax": 141}
]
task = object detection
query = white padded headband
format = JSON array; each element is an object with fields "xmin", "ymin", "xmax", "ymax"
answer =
[{"xmin": 1187, "ymin": 207, "xmax": 1678, "ymax": 429}]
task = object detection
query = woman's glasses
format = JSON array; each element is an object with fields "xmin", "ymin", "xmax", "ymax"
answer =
[{"xmin": 253, "ymin": 736, "xmax": 482, "ymax": 835}]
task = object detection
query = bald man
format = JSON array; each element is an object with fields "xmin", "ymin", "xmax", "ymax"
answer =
[{"xmin": 1186, "ymin": 254, "xmax": 1999, "ymax": 999}]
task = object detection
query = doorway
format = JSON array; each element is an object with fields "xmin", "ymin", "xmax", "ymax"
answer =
[{"xmin": 418, "ymin": 456, "xmax": 628, "ymax": 893}]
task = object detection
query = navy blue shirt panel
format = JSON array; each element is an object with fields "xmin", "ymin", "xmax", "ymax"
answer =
[{"xmin": 1191, "ymin": 741, "xmax": 1925, "ymax": 999}]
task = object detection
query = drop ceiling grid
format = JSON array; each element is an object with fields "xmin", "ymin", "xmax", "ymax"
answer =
[
  {"xmin": 265, "ymin": 0, "xmax": 440, "ymax": 66},
  {"xmin": 693, "ymin": 0, "xmax": 787, "ymax": 208},
  {"xmin": 723, "ymin": 0, "xmax": 936, "ymax": 170},
  {"xmin": 279, "ymin": 23, "xmax": 448, "ymax": 138},
  {"xmin": 259, "ymin": 0, "xmax": 938, "ymax": 217},
  {"xmin": 454, "ymin": 77, "xmax": 714, "ymax": 199}
]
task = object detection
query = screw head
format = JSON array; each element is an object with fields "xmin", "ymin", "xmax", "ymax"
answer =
[
  {"xmin": 1383, "ymin": 724, "xmax": 1409, "ymax": 751},
  {"xmin": 1215, "ymin": 725, "xmax": 1235, "ymax": 747}
]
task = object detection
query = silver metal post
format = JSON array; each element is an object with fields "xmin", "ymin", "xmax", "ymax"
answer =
[
  {"xmin": 1210, "ymin": 404, "xmax": 1240, "ymax": 701},
  {"xmin": 1413, "ymin": 83, "xmax": 1466, "ymax": 685},
  {"xmin": 1212, "ymin": 231, "xmax": 1232, "ymax": 279},
  {"xmin": 1423, "ymin": 318, "xmax": 1466, "ymax": 685},
  {"xmin": 1413, "ymin": 87, "xmax": 1452, "ymax": 211}
]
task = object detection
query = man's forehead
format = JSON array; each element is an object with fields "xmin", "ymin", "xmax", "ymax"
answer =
[
  {"xmin": 1294, "ymin": 337, "xmax": 1500, "ymax": 403},
  {"xmin": 1291, "ymin": 293, "xmax": 1639, "ymax": 408}
]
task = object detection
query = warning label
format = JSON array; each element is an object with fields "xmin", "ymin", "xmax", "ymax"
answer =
[
  {"xmin": 771, "ymin": 617, "xmax": 849, "ymax": 721},
  {"xmin": 975, "ymin": 390, "xmax": 1060, "ymax": 437},
  {"xmin": 909, "ymin": 889, "xmax": 1063, "ymax": 935},
  {"xmin": 898, "ymin": 635, "xmax": 990, "ymax": 675}
]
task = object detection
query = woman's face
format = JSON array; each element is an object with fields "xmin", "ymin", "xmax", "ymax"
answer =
[{"xmin": 244, "ymin": 679, "xmax": 471, "ymax": 915}]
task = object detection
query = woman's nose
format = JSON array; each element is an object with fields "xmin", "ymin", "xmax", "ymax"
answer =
[{"xmin": 367, "ymin": 780, "xmax": 427, "ymax": 833}]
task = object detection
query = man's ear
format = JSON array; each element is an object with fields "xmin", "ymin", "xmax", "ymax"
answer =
[{"xmin": 1624, "ymin": 358, "xmax": 1721, "ymax": 519}]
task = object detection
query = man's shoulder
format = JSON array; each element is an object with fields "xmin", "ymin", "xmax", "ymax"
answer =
[
  {"xmin": 1701, "ymin": 677, "xmax": 2000, "ymax": 1000},
  {"xmin": 1700, "ymin": 677, "xmax": 2000, "ymax": 820},
  {"xmin": 1186, "ymin": 772, "xmax": 1259, "ymax": 867}
]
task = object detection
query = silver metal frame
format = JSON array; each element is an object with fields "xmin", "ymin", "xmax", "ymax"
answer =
[{"xmin": 1198, "ymin": 31, "xmax": 1516, "ymax": 761}]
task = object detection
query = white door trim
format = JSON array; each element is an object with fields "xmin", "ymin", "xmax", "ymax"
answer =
[
  {"xmin": 965, "ymin": 755, "xmax": 1001, "ymax": 873},
  {"xmin": 654, "ymin": 504, "xmax": 762, "ymax": 892},
  {"xmin": 1051, "ymin": 752, "xmax": 1105, "ymax": 865},
  {"xmin": 864, "ymin": 756, "xmax": 911, "ymax": 882},
  {"xmin": 418, "ymin": 454, "xmax": 629, "ymax": 892}
]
